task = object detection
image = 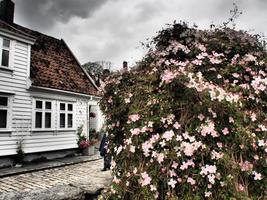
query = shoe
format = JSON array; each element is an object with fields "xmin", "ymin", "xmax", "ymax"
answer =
[{"xmin": 101, "ymin": 168, "xmax": 107, "ymax": 171}]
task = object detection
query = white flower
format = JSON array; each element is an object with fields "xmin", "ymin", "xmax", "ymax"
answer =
[
  {"xmin": 258, "ymin": 140, "xmax": 265, "ymax": 147},
  {"xmin": 168, "ymin": 178, "xmax": 177, "ymax": 188},
  {"xmin": 116, "ymin": 145, "xmax": 123, "ymax": 155},
  {"xmin": 205, "ymin": 191, "xmax": 212, "ymax": 197},
  {"xmin": 176, "ymin": 135, "xmax": 182, "ymax": 141},
  {"xmin": 130, "ymin": 145, "xmax": 136, "ymax": 153},
  {"xmin": 150, "ymin": 185, "xmax": 157, "ymax": 191},
  {"xmin": 252, "ymin": 171, "xmax": 262, "ymax": 180}
]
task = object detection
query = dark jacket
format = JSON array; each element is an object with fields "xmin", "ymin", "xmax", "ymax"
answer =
[{"xmin": 99, "ymin": 133, "xmax": 108, "ymax": 157}]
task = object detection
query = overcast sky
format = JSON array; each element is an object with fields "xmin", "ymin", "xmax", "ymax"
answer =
[{"xmin": 13, "ymin": 0, "xmax": 267, "ymax": 69}]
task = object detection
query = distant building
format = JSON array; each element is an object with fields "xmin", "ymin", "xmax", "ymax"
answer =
[{"xmin": 0, "ymin": 0, "xmax": 104, "ymax": 166}]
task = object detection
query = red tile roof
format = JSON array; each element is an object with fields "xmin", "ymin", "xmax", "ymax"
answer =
[{"xmin": 0, "ymin": 20, "xmax": 98, "ymax": 96}]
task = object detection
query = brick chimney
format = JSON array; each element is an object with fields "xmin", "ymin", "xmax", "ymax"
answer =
[
  {"xmin": 123, "ymin": 61, "xmax": 128, "ymax": 73},
  {"xmin": 0, "ymin": 0, "xmax": 15, "ymax": 24}
]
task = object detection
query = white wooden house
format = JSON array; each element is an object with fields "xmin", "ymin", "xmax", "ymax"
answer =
[{"xmin": 0, "ymin": 0, "xmax": 104, "ymax": 166}]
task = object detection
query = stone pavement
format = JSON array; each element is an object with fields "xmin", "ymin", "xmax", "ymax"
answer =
[{"xmin": 0, "ymin": 157, "xmax": 112, "ymax": 200}]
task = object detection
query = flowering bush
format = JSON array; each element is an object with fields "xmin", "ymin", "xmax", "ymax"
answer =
[
  {"xmin": 79, "ymin": 139, "xmax": 91, "ymax": 149},
  {"xmin": 100, "ymin": 23, "xmax": 266, "ymax": 199}
]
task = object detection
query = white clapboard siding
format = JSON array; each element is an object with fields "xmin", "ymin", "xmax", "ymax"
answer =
[{"xmin": 0, "ymin": 131, "xmax": 78, "ymax": 156}]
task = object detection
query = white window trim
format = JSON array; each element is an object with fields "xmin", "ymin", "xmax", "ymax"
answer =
[
  {"xmin": 58, "ymin": 101, "xmax": 75, "ymax": 130},
  {"xmin": 0, "ymin": 36, "xmax": 14, "ymax": 70},
  {"xmin": 32, "ymin": 99, "xmax": 55, "ymax": 131},
  {"xmin": 0, "ymin": 95, "xmax": 12, "ymax": 132}
]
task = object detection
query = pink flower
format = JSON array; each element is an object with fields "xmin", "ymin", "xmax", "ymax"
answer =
[
  {"xmin": 244, "ymin": 54, "xmax": 257, "ymax": 62},
  {"xmin": 222, "ymin": 127, "xmax": 229, "ymax": 135},
  {"xmin": 229, "ymin": 117, "xmax": 234, "ymax": 123},
  {"xmin": 173, "ymin": 122, "xmax": 181, "ymax": 129},
  {"xmin": 157, "ymin": 153, "xmax": 165, "ymax": 164},
  {"xmin": 128, "ymin": 114, "xmax": 140, "ymax": 122},
  {"xmin": 195, "ymin": 43, "xmax": 206, "ymax": 52},
  {"xmin": 211, "ymin": 150, "xmax": 224, "ymax": 160},
  {"xmin": 169, "ymin": 170, "xmax": 177, "ymax": 177},
  {"xmin": 200, "ymin": 120, "xmax": 218, "ymax": 137},
  {"xmin": 239, "ymin": 161, "xmax": 253, "ymax": 172},
  {"xmin": 140, "ymin": 172, "xmax": 152, "ymax": 186},
  {"xmin": 180, "ymin": 159, "xmax": 195, "ymax": 170},
  {"xmin": 161, "ymin": 70, "xmax": 176, "ymax": 83},
  {"xmin": 162, "ymin": 130, "xmax": 174, "ymax": 141},
  {"xmin": 172, "ymin": 161, "xmax": 178, "ymax": 169},
  {"xmin": 79, "ymin": 140, "xmax": 90, "ymax": 149},
  {"xmin": 130, "ymin": 128, "xmax": 141, "ymax": 136},
  {"xmin": 187, "ymin": 177, "xmax": 196, "ymax": 185},
  {"xmin": 198, "ymin": 114, "xmax": 205, "ymax": 121},
  {"xmin": 250, "ymin": 113, "xmax": 257, "ymax": 122},
  {"xmin": 200, "ymin": 165, "xmax": 217, "ymax": 176},
  {"xmin": 192, "ymin": 59, "xmax": 202, "ymax": 65},
  {"xmin": 209, "ymin": 57, "xmax": 222, "ymax": 64},
  {"xmin": 238, "ymin": 184, "xmax": 245, "ymax": 192},
  {"xmin": 108, "ymin": 97, "xmax": 113, "ymax": 103},
  {"xmin": 217, "ymin": 142, "xmax": 223, "ymax": 148},
  {"xmin": 232, "ymin": 73, "xmax": 239, "ymax": 78},
  {"xmin": 208, "ymin": 174, "xmax": 216, "ymax": 184},
  {"xmin": 113, "ymin": 176, "xmax": 120, "ymax": 184},
  {"xmin": 181, "ymin": 141, "xmax": 202, "ymax": 157},
  {"xmin": 142, "ymin": 141, "xmax": 153, "ymax": 157}
]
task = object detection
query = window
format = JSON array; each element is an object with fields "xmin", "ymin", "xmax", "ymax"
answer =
[
  {"xmin": 34, "ymin": 100, "xmax": 52, "ymax": 129},
  {"xmin": 32, "ymin": 100, "xmax": 75, "ymax": 131},
  {"xmin": 59, "ymin": 102, "xmax": 73, "ymax": 129},
  {"xmin": 1, "ymin": 38, "xmax": 11, "ymax": 67},
  {"xmin": 0, "ymin": 96, "xmax": 9, "ymax": 129}
]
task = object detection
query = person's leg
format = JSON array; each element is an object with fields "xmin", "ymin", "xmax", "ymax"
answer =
[
  {"xmin": 105, "ymin": 155, "xmax": 111, "ymax": 169},
  {"xmin": 101, "ymin": 154, "xmax": 108, "ymax": 171},
  {"xmin": 102, "ymin": 154, "xmax": 111, "ymax": 171}
]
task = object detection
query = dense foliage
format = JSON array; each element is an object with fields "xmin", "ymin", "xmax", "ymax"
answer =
[{"xmin": 99, "ymin": 23, "xmax": 267, "ymax": 200}]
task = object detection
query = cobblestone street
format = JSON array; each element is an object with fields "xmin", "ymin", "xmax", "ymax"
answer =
[{"xmin": 0, "ymin": 159, "xmax": 112, "ymax": 199}]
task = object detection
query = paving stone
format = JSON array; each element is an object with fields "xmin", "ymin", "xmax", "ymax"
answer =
[
  {"xmin": 0, "ymin": 185, "xmax": 84, "ymax": 200},
  {"xmin": 0, "ymin": 159, "xmax": 111, "ymax": 199}
]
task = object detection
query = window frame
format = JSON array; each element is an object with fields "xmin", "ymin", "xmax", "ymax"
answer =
[
  {"xmin": 0, "ymin": 95, "xmax": 12, "ymax": 132},
  {"xmin": 58, "ymin": 101, "xmax": 74, "ymax": 130},
  {"xmin": 32, "ymin": 99, "xmax": 54, "ymax": 131},
  {"xmin": 0, "ymin": 37, "xmax": 13, "ymax": 69}
]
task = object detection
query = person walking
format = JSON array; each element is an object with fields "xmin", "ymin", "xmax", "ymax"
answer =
[{"xmin": 99, "ymin": 133, "xmax": 111, "ymax": 171}]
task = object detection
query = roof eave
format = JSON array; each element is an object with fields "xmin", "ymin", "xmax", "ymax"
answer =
[
  {"xmin": 30, "ymin": 85, "xmax": 101, "ymax": 99},
  {"xmin": 0, "ymin": 28, "xmax": 36, "ymax": 44}
]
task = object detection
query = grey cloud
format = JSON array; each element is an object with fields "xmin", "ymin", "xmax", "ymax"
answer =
[
  {"xmin": 14, "ymin": 0, "xmax": 109, "ymax": 30},
  {"xmin": 12, "ymin": 0, "xmax": 267, "ymax": 69}
]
